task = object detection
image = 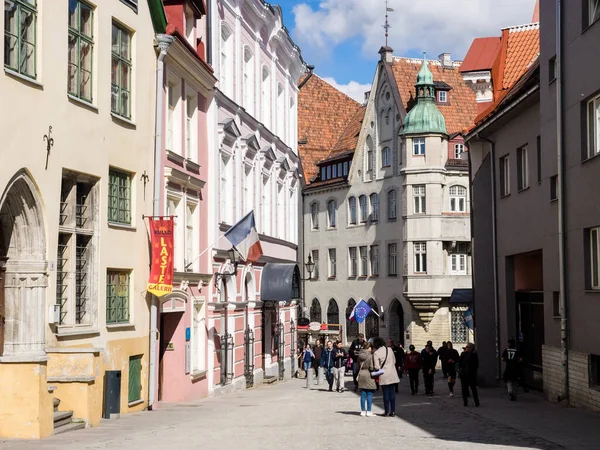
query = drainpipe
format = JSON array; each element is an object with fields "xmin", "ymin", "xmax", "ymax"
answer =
[
  {"xmin": 149, "ymin": 33, "xmax": 174, "ymax": 411},
  {"xmin": 476, "ymin": 133, "xmax": 501, "ymax": 382},
  {"xmin": 298, "ymin": 65, "xmax": 315, "ymax": 90},
  {"xmin": 555, "ymin": 0, "xmax": 569, "ymax": 404},
  {"xmin": 206, "ymin": 0, "xmax": 212, "ymax": 65}
]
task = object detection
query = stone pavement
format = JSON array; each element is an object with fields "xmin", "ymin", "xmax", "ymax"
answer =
[{"xmin": 1, "ymin": 374, "xmax": 599, "ymax": 450}]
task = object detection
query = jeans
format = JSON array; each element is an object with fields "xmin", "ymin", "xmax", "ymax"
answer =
[
  {"xmin": 352, "ymin": 362, "xmax": 360, "ymax": 388},
  {"xmin": 324, "ymin": 367, "xmax": 334, "ymax": 388},
  {"xmin": 382, "ymin": 384, "xmax": 396, "ymax": 414},
  {"xmin": 408, "ymin": 368, "xmax": 419, "ymax": 393},
  {"xmin": 303, "ymin": 361, "xmax": 311, "ymax": 373},
  {"xmin": 333, "ymin": 367, "xmax": 345, "ymax": 391},
  {"xmin": 360, "ymin": 389, "xmax": 374, "ymax": 412}
]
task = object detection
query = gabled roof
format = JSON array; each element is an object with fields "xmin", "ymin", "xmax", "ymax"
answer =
[
  {"xmin": 326, "ymin": 106, "xmax": 366, "ymax": 161},
  {"xmin": 297, "ymin": 75, "xmax": 362, "ymax": 182},
  {"xmin": 391, "ymin": 57, "xmax": 478, "ymax": 135},
  {"xmin": 460, "ymin": 37, "xmax": 501, "ymax": 73}
]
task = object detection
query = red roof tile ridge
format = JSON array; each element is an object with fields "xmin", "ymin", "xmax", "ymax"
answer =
[{"xmin": 503, "ymin": 22, "xmax": 540, "ymax": 33}]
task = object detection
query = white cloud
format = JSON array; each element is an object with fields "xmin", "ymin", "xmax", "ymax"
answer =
[
  {"xmin": 322, "ymin": 77, "xmax": 372, "ymax": 103},
  {"xmin": 292, "ymin": 0, "xmax": 536, "ymax": 61}
]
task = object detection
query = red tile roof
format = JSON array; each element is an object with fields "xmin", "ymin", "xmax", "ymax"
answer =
[
  {"xmin": 460, "ymin": 37, "xmax": 501, "ymax": 73},
  {"xmin": 500, "ymin": 23, "xmax": 540, "ymax": 90},
  {"xmin": 328, "ymin": 106, "xmax": 366, "ymax": 159},
  {"xmin": 391, "ymin": 57, "xmax": 478, "ymax": 135},
  {"xmin": 297, "ymin": 75, "xmax": 361, "ymax": 182}
]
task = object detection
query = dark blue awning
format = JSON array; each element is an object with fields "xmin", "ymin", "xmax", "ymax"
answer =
[
  {"xmin": 260, "ymin": 263, "xmax": 300, "ymax": 302},
  {"xmin": 449, "ymin": 288, "xmax": 473, "ymax": 304}
]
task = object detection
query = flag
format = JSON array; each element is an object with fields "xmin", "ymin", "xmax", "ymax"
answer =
[
  {"xmin": 349, "ymin": 300, "xmax": 372, "ymax": 324},
  {"xmin": 224, "ymin": 211, "xmax": 263, "ymax": 263},
  {"xmin": 464, "ymin": 306, "xmax": 474, "ymax": 330},
  {"xmin": 387, "ymin": 7, "xmax": 394, "ymax": 11}
]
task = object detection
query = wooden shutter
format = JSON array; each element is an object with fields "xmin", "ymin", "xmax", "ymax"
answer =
[{"xmin": 128, "ymin": 355, "xmax": 142, "ymax": 403}]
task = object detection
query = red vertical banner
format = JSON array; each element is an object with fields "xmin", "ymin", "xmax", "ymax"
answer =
[{"xmin": 147, "ymin": 217, "xmax": 174, "ymax": 297}]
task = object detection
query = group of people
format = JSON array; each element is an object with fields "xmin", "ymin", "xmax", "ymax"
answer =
[{"xmin": 301, "ymin": 339, "xmax": 348, "ymax": 392}]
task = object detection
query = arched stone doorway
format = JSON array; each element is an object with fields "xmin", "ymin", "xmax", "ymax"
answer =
[
  {"xmin": 327, "ymin": 298, "xmax": 339, "ymax": 330},
  {"xmin": 389, "ymin": 299, "xmax": 405, "ymax": 346},
  {"xmin": 345, "ymin": 299, "xmax": 358, "ymax": 343},
  {"xmin": 309, "ymin": 298, "xmax": 321, "ymax": 323},
  {"xmin": 365, "ymin": 298, "xmax": 379, "ymax": 340},
  {"xmin": 0, "ymin": 172, "xmax": 47, "ymax": 357}
]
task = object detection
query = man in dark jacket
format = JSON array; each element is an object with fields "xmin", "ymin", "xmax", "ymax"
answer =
[
  {"xmin": 320, "ymin": 340, "xmax": 336, "ymax": 391},
  {"xmin": 422, "ymin": 344, "xmax": 437, "ymax": 396},
  {"xmin": 349, "ymin": 333, "xmax": 365, "ymax": 391},
  {"xmin": 459, "ymin": 343, "xmax": 480, "ymax": 407},
  {"xmin": 502, "ymin": 338, "xmax": 522, "ymax": 401},
  {"xmin": 437, "ymin": 341, "xmax": 449, "ymax": 377},
  {"xmin": 333, "ymin": 341, "xmax": 347, "ymax": 392},
  {"xmin": 312, "ymin": 340, "xmax": 323, "ymax": 376}
]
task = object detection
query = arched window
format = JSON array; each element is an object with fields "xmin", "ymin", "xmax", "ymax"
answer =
[
  {"xmin": 365, "ymin": 298, "xmax": 379, "ymax": 339},
  {"xmin": 261, "ymin": 66, "xmax": 271, "ymax": 128},
  {"xmin": 327, "ymin": 299, "xmax": 339, "ymax": 331},
  {"xmin": 388, "ymin": 189, "xmax": 397, "ymax": 220},
  {"xmin": 370, "ymin": 193, "xmax": 379, "ymax": 221},
  {"xmin": 310, "ymin": 202, "xmax": 319, "ymax": 229},
  {"xmin": 381, "ymin": 146, "xmax": 391, "ymax": 167},
  {"xmin": 449, "ymin": 185, "xmax": 467, "ymax": 212},
  {"xmin": 310, "ymin": 298, "xmax": 322, "ymax": 323},
  {"xmin": 348, "ymin": 196, "xmax": 357, "ymax": 225},
  {"xmin": 220, "ymin": 24, "xmax": 233, "ymax": 97},
  {"xmin": 276, "ymin": 83, "xmax": 284, "ymax": 138},
  {"xmin": 389, "ymin": 299, "xmax": 405, "ymax": 346},
  {"xmin": 243, "ymin": 47, "xmax": 254, "ymax": 114},
  {"xmin": 346, "ymin": 299, "xmax": 358, "ymax": 341},
  {"xmin": 359, "ymin": 195, "xmax": 368, "ymax": 223},
  {"xmin": 327, "ymin": 200, "xmax": 336, "ymax": 228}
]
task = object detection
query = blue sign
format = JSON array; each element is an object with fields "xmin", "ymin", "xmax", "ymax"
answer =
[{"xmin": 185, "ymin": 327, "xmax": 191, "ymax": 341}]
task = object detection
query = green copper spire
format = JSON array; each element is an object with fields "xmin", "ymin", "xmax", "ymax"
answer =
[{"xmin": 402, "ymin": 52, "xmax": 447, "ymax": 136}]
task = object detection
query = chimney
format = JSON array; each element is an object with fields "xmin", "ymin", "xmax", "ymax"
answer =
[
  {"xmin": 379, "ymin": 46, "xmax": 393, "ymax": 65},
  {"xmin": 439, "ymin": 52, "xmax": 452, "ymax": 69}
]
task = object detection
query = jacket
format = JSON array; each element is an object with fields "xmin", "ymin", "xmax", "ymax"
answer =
[
  {"xmin": 502, "ymin": 347, "xmax": 522, "ymax": 381},
  {"xmin": 373, "ymin": 346, "xmax": 400, "ymax": 386},
  {"xmin": 302, "ymin": 349, "xmax": 315, "ymax": 363},
  {"xmin": 333, "ymin": 347, "xmax": 347, "ymax": 369},
  {"xmin": 356, "ymin": 349, "xmax": 376, "ymax": 390},
  {"xmin": 446, "ymin": 349, "xmax": 460, "ymax": 365},
  {"xmin": 392, "ymin": 346, "xmax": 405, "ymax": 368},
  {"xmin": 422, "ymin": 350, "xmax": 437, "ymax": 373},
  {"xmin": 320, "ymin": 348, "xmax": 336, "ymax": 369},
  {"xmin": 404, "ymin": 351, "xmax": 422, "ymax": 370},
  {"xmin": 459, "ymin": 350, "xmax": 479, "ymax": 381},
  {"xmin": 349, "ymin": 339, "xmax": 363, "ymax": 360},
  {"xmin": 313, "ymin": 345, "xmax": 323, "ymax": 362}
]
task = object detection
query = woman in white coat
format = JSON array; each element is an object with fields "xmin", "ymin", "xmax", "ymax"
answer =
[{"xmin": 373, "ymin": 337, "xmax": 400, "ymax": 416}]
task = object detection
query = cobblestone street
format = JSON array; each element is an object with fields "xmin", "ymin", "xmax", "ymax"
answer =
[{"xmin": 2, "ymin": 375, "xmax": 599, "ymax": 450}]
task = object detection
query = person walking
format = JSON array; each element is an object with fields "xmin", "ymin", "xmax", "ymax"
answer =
[
  {"xmin": 333, "ymin": 341, "xmax": 347, "ymax": 392},
  {"xmin": 438, "ymin": 341, "xmax": 449, "ymax": 378},
  {"xmin": 422, "ymin": 344, "xmax": 437, "ymax": 396},
  {"xmin": 373, "ymin": 338, "xmax": 400, "ymax": 416},
  {"xmin": 349, "ymin": 333, "xmax": 365, "ymax": 392},
  {"xmin": 404, "ymin": 345, "xmax": 422, "ymax": 395},
  {"xmin": 301, "ymin": 344, "xmax": 315, "ymax": 378},
  {"xmin": 320, "ymin": 340, "xmax": 336, "ymax": 391},
  {"xmin": 357, "ymin": 341, "xmax": 376, "ymax": 416},
  {"xmin": 445, "ymin": 341, "xmax": 460, "ymax": 397},
  {"xmin": 312, "ymin": 340, "xmax": 323, "ymax": 378},
  {"xmin": 459, "ymin": 343, "xmax": 480, "ymax": 407},
  {"xmin": 502, "ymin": 338, "xmax": 523, "ymax": 401},
  {"xmin": 389, "ymin": 340, "xmax": 404, "ymax": 393}
]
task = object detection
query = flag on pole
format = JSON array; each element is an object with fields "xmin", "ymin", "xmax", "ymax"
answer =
[
  {"xmin": 464, "ymin": 306, "xmax": 474, "ymax": 330},
  {"xmin": 349, "ymin": 299, "xmax": 372, "ymax": 324},
  {"xmin": 224, "ymin": 211, "xmax": 263, "ymax": 263}
]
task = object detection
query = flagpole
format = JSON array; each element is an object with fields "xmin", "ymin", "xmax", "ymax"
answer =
[{"xmin": 184, "ymin": 234, "xmax": 226, "ymax": 271}]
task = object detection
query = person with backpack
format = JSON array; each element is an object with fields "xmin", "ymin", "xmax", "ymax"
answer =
[{"xmin": 502, "ymin": 338, "xmax": 523, "ymax": 401}]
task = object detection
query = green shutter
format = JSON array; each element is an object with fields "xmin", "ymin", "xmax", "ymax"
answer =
[{"xmin": 128, "ymin": 355, "xmax": 142, "ymax": 403}]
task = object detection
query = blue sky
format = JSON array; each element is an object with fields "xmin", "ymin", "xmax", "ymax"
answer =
[{"xmin": 275, "ymin": 0, "xmax": 536, "ymax": 101}]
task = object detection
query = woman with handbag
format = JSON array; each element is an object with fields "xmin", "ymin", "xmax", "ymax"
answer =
[
  {"xmin": 357, "ymin": 341, "xmax": 376, "ymax": 416},
  {"xmin": 373, "ymin": 337, "xmax": 400, "ymax": 416}
]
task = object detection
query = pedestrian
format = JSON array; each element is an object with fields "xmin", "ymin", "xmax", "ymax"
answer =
[
  {"xmin": 357, "ymin": 341, "xmax": 376, "ymax": 416},
  {"xmin": 333, "ymin": 341, "xmax": 347, "ymax": 392},
  {"xmin": 320, "ymin": 340, "xmax": 336, "ymax": 391},
  {"xmin": 502, "ymin": 338, "xmax": 522, "ymax": 401},
  {"xmin": 422, "ymin": 344, "xmax": 437, "ymax": 396},
  {"xmin": 301, "ymin": 344, "xmax": 314, "ymax": 378},
  {"xmin": 349, "ymin": 333, "xmax": 365, "ymax": 392},
  {"xmin": 421, "ymin": 340, "xmax": 434, "ymax": 360},
  {"xmin": 458, "ymin": 343, "xmax": 480, "ymax": 407},
  {"xmin": 373, "ymin": 337, "xmax": 400, "ymax": 417},
  {"xmin": 312, "ymin": 339, "xmax": 323, "ymax": 378},
  {"xmin": 389, "ymin": 339, "xmax": 404, "ymax": 393},
  {"xmin": 438, "ymin": 341, "xmax": 449, "ymax": 378},
  {"xmin": 445, "ymin": 341, "xmax": 460, "ymax": 397},
  {"xmin": 404, "ymin": 344, "xmax": 422, "ymax": 395}
]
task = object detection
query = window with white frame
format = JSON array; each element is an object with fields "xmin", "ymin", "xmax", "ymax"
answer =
[
  {"xmin": 167, "ymin": 195, "xmax": 184, "ymax": 271},
  {"xmin": 310, "ymin": 202, "xmax": 319, "ymax": 229},
  {"xmin": 185, "ymin": 201, "xmax": 198, "ymax": 272},
  {"xmin": 388, "ymin": 190, "xmax": 397, "ymax": 220},
  {"xmin": 500, "ymin": 155, "xmax": 510, "ymax": 196},
  {"xmin": 262, "ymin": 67, "xmax": 271, "ymax": 129},
  {"xmin": 262, "ymin": 175, "xmax": 271, "ymax": 235},
  {"xmin": 449, "ymin": 242, "xmax": 468, "ymax": 275},
  {"xmin": 359, "ymin": 195, "xmax": 368, "ymax": 222},
  {"xmin": 220, "ymin": 155, "xmax": 232, "ymax": 224},
  {"xmin": 288, "ymin": 97, "xmax": 295, "ymax": 146},
  {"xmin": 586, "ymin": 94, "xmax": 600, "ymax": 158},
  {"xmin": 348, "ymin": 247, "xmax": 357, "ymax": 277},
  {"xmin": 348, "ymin": 196, "xmax": 357, "ymax": 225},
  {"xmin": 585, "ymin": 0, "xmax": 600, "ymax": 27},
  {"xmin": 4, "ymin": 0, "xmax": 37, "ymax": 78},
  {"xmin": 370, "ymin": 193, "xmax": 379, "ymax": 221},
  {"xmin": 388, "ymin": 243, "xmax": 397, "ymax": 276},
  {"xmin": 244, "ymin": 166, "xmax": 254, "ymax": 215},
  {"xmin": 243, "ymin": 47, "xmax": 254, "ymax": 114},
  {"xmin": 517, "ymin": 146, "xmax": 529, "ymax": 190},
  {"xmin": 413, "ymin": 185, "xmax": 426, "ymax": 214},
  {"xmin": 312, "ymin": 250, "xmax": 320, "ymax": 279},
  {"xmin": 192, "ymin": 304, "xmax": 205, "ymax": 372},
  {"xmin": 359, "ymin": 246, "xmax": 368, "ymax": 276},
  {"xmin": 454, "ymin": 143, "xmax": 464, "ymax": 159},
  {"xmin": 328, "ymin": 248, "xmax": 337, "ymax": 278},
  {"xmin": 438, "ymin": 90, "xmax": 447, "ymax": 103},
  {"xmin": 381, "ymin": 146, "xmax": 391, "ymax": 167},
  {"xmin": 449, "ymin": 185, "xmax": 467, "ymax": 212},
  {"xmin": 413, "ymin": 138, "xmax": 426, "ymax": 156},
  {"xmin": 414, "ymin": 242, "xmax": 427, "ymax": 273},
  {"xmin": 327, "ymin": 200, "xmax": 337, "ymax": 228},
  {"xmin": 277, "ymin": 183, "xmax": 285, "ymax": 238},
  {"xmin": 166, "ymin": 78, "xmax": 181, "ymax": 153},
  {"xmin": 276, "ymin": 84, "xmax": 285, "ymax": 138},
  {"xmin": 370, "ymin": 245, "xmax": 379, "ymax": 276},
  {"xmin": 590, "ymin": 227, "xmax": 600, "ymax": 289},
  {"xmin": 185, "ymin": 90, "xmax": 197, "ymax": 161},
  {"xmin": 220, "ymin": 24, "xmax": 233, "ymax": 97}
]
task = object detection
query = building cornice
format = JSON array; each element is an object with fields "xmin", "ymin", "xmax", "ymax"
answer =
[
  {"xmin": 164, "ymin": 166, "xmax": 206, "ymax": 191},
  {"xmin": 165, "ymin": 39, "xmax": 216, "ymax": 93}
]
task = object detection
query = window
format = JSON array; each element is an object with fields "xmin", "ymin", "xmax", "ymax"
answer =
[
  {"xmin": 586, "ymin": 94, "xmax": 600, "ymax": 158},
  {"xmin": 414, "ymin": 242, "xmax": 427, "ymax": 273},
  {"xmin": 108, "ymin": 169, "xmax": 132, "ymax": 225},
  {"xmin": 388, "ymin": 243, "xmax": 397, "ymax": 276},
  {"xmin": 413, "ymin": 185, "xmax": 426, "ymax": 214},
  {"xmin": 4, "ymin": 0, "xmax": 37, "ymax": 78},
  {"xmin": 381, "ymin": 147, "xmax": 391, "ymax": 167},
  {"xmin": 68, "ymin": 1, "xmax": 94, "ymax": 102},
  {"xmin": 277, "ymin": 184, "xmax": 285, "ymax": 238},
  {"xmin": 550, "ymin": 175, "xmax": 558, "ymax": 201},
  {"xmin": 370, "ymin": 193, "xmax": 379, "ymax": 221},
  {"xmin": 321, "ymin": 167, "xmax": 326, "ymax": 181},
  {"xmin": 328, "ymin": 248, "xmax": 337, "ymax": 279},
  {"xmin": 449, "ymin": 242, "xmax": 468, "ymax": 275},
  {"xmin": 106, "ymin": 270, "xmax": 130, "ymax": 324},
  {"xmin": 166, "ymin": 196, "xmax": 183, "ymax": 271},
  {"xmin": 343, "ymin": 161, "xmax": 349, "ymax": 176},
  {"xmin": 449, "ymin": 185, "xmax": 467, "ymax": 213},
  {"xmin": 261, "ymin": 175, "xmax": 270, "ymax": 234},
  {"xmin": 359, "ymin": 246, "xmax": 368, "ymax": 277},
  {"xmin": 413, "ymin": 138, "xmax": 426, "ymax": 156},
  {"xmin": 359, "ymin": 195, "xmax": 368, "ymax": 222},
  {"xmin": 590, "ymin": 354, "xmax": 600, "ymax": 388},
  {"xmin": 366, "ymin": 136, "xmax": 374, "ymax": 172},
  {"xmin": 553, "ymin": 292, "xmax": 560, "ymax": 318},
  {"xmin": 128, "ymin": 355, "xmax": 142, "ymax": 403},
  {"xmin": 185, "ymin": 91, "xmax": 197, "ymax": 161},
  {"xmin": 262, "ymin": 67, "xmax": 271, "ymax": 128},
  {"xmin": 585, "ymin": 0, "xmax": 600, "ymax": 28},
  {"xmin": 326, "ymin": 166, "xmax": 332, "ymax": 180},
  {"xmin": 310, "ymin": 298, "xmax": 322, "ymax": 323},
  {"xmin": 276, "ymin": 84, "xmax": 284, "ymax": 137},
  {"xmin": 438, "ymin": 90, "xmax": 447, "ymax": 103},
  {"xmin": 332, "ymin": 164, "xmax": 337, "ymax": 178},
  {"xmin": 185, "ymin": 202, "xmax": 198, "ymax": 271},
  {"xmin": 220, "ymin": 25, "xmax": 233, "ymax": 96},
  {"xmin": 312, "ymin": 250, "xmax": 319, "ymax": 279},
  {"xmin": 327, "ymin": 200, "xmax": 336, "ymax": 228},
  {"xmin": 454, "ymin": 144, "xmax": 464, "ymax": 159},
  {"xmin": 220, "ymin": 155, "xmax": 232, "ymax": 224},
  {"xmin": 590, "ymin": 227, "xmax": 600, "ymax": 289},
  {"xmin": 192, "ymin": 304, "xmax": 204, "ymax": 372},
  {"xmin": 349, "ymin": 247, "xmax": 357, "ymax": 277},
  {"xmin": 310, "ymin": 202, "xmax": 319, "ymax": 229},
  {"xmin": 348, "ymin": 197, "xmax": 357, "ymax": 225},
  {"xmin": 537, "ymin": 136, "xmax": 542, "ymax": 184},
  {"xmin": 451, "ymin": 308, "xmax": 468, "ymax": 343},
  {"xmin": 549, "ymin": 56, "xmax": 557, "ymax": 83},
  {"xmin": 166, "ymin": 78, "xmax": 181, "ymax": 153},
  {"xmin": 500, "ymin": 155, "xmax": 510, "ymax": 196},
  {"xmin": 370, "ymin": 245, "xmax": 379, "ymax": 276},
  {"xmin": 517, "ymin": 146, "xmax": 529, "ymax": 190},
  {"xmin": 243, "ymin": 47, "xmax": 254, "ymax": 114},
  {"xmin": 387, "ymin": 190, "xmax": 397, "ymax": 220},
  {"xmin": 111, "ymin": 23, "xmax": 132, "ymax": 118}
]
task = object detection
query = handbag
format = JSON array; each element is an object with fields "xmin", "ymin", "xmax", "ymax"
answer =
[{"xmin": 371, "ymin": 348, "xmax": 388, "ymax": 378}]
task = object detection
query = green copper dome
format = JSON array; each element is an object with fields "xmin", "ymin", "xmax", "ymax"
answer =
[{"xmin": 402, "ymin": 54, "xmax": 447, "ymax": 136}]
